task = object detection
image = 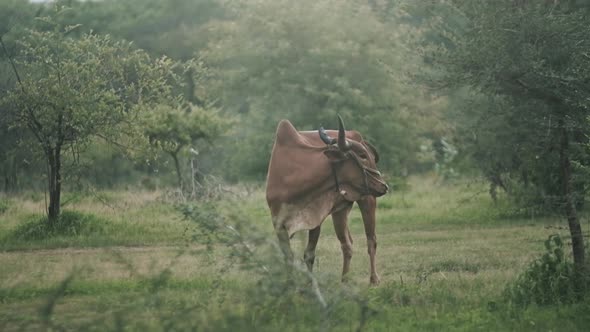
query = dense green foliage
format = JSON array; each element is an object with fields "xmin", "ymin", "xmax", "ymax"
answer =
[
  {"xmin": 3, "ymin": 1, "xmax": 584, "ymax": 195},
  {"xmin": 146, "ymin": 104, "xmax": 230, "ymax": 187},
  {"xmin": 416, "ymin": 0, "xmax": 589, "ymax": 275},
  {"xmin": 423, "ymin": 0, "xmax": 590, "ymax": 211},
  {"xmin": 203, "ymin": 0, "xmax": 429, "ymax": 179},
  {"xmin": 0, "ymin": 0, "xmax": 447, "ymax": 186}
]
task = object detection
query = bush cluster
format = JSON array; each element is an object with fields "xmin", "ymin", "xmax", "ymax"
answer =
[
  {"xmin": 505, "ymin": 234, "xmax": 587, "ymax": 307},
  {"xmin": 0, "ymin": 199, "xmax": 9, "ymax": 214},
  {"xmin": 11, "ymin": 211, "xmax": 108, "ymax": 241}
]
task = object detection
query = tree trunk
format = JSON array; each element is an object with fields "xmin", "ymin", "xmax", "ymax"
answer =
[
  {"xmin": 10, "ymin": 155, "xmax": 18, "ymax": 192},
  {"xmin": 185, "ymin": 68, "xmax": 203, "ymax": 107},
  {"xmin": 171, "ymin": 151, "xmax": 183, "ymax": 190},
  {"xmin": 558, "ymin": 116, "xmax": 585, "ymax": 280},
  {"xmin": 2, "ymin": 155, "xmax": 19, "ymax": 192},
  {"xmin": 47, "ymin": 146, "xmax": 62, "ymax": 223},
  {"xmin": 185, "ymin": 68, "xmax": 196, "ymax": 105},
  {"xmin": 489, "ymin": 182, "xmax": 498, "ymax": 204}
]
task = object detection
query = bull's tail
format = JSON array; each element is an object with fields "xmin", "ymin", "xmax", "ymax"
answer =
[{"xmin": 347, "ymin": 227, "xmax": 353, "ymax": 245}]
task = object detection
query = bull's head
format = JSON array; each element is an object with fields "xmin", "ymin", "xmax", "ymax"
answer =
[{"xmin": 319, "ymin": 116, "xmax": 389, "ymax": 200}]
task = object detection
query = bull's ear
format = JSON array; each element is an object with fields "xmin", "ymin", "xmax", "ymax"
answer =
[
  {"xmin": 365, "ymin": 142, "xmax": 380, "ymax": 163},
  {"xmin": 324, "ymin": 149, "xmax": 347, "ymax": 162}
]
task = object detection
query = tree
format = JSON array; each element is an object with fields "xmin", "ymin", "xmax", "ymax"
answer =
[
  {"xmin": 423, "ymin": 0, "xmax": 589, "ymax": 277},
  {"xmin": 0, "ymin": 0, "xmax": 40, "ymax": 192},
  {"xmin": 145, "ymin": 104, "xmax": 229, "ymax": 189},
  {"xmin": 56, "ymin": 0, "xmax": 226, "ymax": 106},
  {"xmin": 204, "ymin": 0, "xmax": 426, "ymax": 179},
  {"xmin": 1, "ymin": 12, "xmax": 179, "ymax": 222}
]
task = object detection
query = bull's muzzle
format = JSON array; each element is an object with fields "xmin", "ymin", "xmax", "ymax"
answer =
[
  {"xmin": 374, "ymin": 182, "xmax": 389, "ymax": 197},
  {"xmin": 367, "ymin": 175, "xmax": 388, "ymax": 197}
]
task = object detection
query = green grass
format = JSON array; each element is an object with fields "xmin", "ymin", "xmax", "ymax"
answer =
[
  {"xmin": 10, "ymin": 211, "xmax": 110, "ymax": 241},
  {"xmin": 1, "ymin": 277, "xmax": 588, "ymax": 331},
  {"xmin": 0, "ymin": 191, "xmax": 189, "ymax": 250},
  {"xmin": 0, "ymin": 176, "xmax": 586, "ymax": 331},
  {"xmin": 0, "ymin": 277, "xmax": 239, "ymax": 302}
]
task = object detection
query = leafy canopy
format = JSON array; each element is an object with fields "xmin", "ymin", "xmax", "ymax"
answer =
[
  {"xmin": 146, "ymin": 104, "xmax": 230, "ymax": 155},
  {"xmin": 205, "ymin": 0, "xmax": 426, "ymax": 178},
  {"xmin": 3, "ymin": 14, "xmax": 181, "ymax": 155},
  {"xmin": 422, "ymin": 0, "xmax": 590, "ymax": 208}
]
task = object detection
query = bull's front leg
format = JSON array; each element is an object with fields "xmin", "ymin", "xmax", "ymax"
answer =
[
  {"xmin": 358, "ymin": 196, "xmax": 380, "ymax": 286},
  {"xmin": 332, "ymin": 204, "xmax": 353, "ymax": 282},
  {"xmin": 304, "ymin": 226, "xmax": 322, "ymax": 272}
]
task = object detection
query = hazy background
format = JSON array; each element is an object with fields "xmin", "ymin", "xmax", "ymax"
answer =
[{"xmin": 1, "ymin": 1, "xmax": 590, "ymax": 331}]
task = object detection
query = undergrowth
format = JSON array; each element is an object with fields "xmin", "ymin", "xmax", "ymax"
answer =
[
  {"xmin": 505, "ymin": 234, "xmax": 588, "ymax": 307},
  {"xmin": 0, "ymin": 198, "xmax": 9, "ymax": 215},
  {"xmin": 1, "ymin": 178, "xmax": 589, "ymax": 330},
  {"xmin": 9, "ymin": 211, "xmax": 109, "ymax": 241}
]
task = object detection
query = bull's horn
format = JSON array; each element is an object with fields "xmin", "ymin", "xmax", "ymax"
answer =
[
  {"xmin": 318, "ymin": 127, "xmax": 336, "ymax": 145},
  {"xmin": 337, "ymin": 115, "xmax": 350, "ymax": 151}
]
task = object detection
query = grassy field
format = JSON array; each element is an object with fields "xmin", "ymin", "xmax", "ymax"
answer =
[{"xmin": 0, "ymin": 176, "xmax": 588, "ymax": 331}]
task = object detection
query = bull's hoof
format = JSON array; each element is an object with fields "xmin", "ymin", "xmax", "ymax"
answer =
[{"xmin": 369, "ymin": 274, "xmax": 380, "ymax": 286}]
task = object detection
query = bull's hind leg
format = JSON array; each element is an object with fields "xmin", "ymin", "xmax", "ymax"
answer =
[
  {"xmin": 358, "ymin": 196, "xmax": 380, "ymax": 285},
  {"xmin": 332, "ymin": 204, "xmax": 353, "ymax": 282},
  {"xmin": 304, "ymin": 226, "xmax": 322, "ymax": 272},
  {"xmin": 272, "ymin": 214, "xmax": 294, "ymax": 262},
  {"xmin": 276, "ymin": 225, "xmax": 293, "ymax": 261}
]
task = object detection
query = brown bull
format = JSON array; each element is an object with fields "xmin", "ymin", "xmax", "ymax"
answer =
[{"xmin": 265, "ymin": 115, "xmax": 388, "ymax": 285}]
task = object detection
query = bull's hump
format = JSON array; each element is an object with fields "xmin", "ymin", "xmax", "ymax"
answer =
[
  {"xmin": 274, "ymin": 120, "xmax": 363, "ymax": 147},
  {"xmin": 275, "ymin": 119, "xmax": 300, "ymax": 146}
]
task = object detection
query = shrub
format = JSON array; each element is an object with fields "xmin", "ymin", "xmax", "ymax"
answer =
[
  {"xmin": 0, "ymin": 198, "xmax": 9, "ymax": 214},
  {"xmin": 11, "ymin": 211, "xmax": 108, "ymax": 241},
  {"xmin": 178, "ymin": 200, "xmax": 380, "ymax": 331},
  {"xmin": 505, "ymin": 234, "xmax": 584, "ymax": 307}
]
